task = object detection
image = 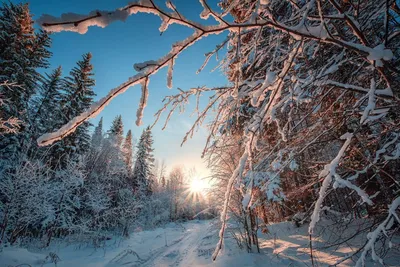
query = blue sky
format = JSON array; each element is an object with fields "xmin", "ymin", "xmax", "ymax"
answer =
[{"xmin": 20, "ymin": 0, "xmax": 229, "ymax": 176}]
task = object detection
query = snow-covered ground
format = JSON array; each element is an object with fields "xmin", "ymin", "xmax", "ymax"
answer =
[{"xmin": 1, "ymin": 220, "xmax": 399, "ymax": 267}]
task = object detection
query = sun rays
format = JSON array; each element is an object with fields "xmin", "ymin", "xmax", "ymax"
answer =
[{"xmin": 183, "ymin": 176, "xmax": 210, "ymax": 203}]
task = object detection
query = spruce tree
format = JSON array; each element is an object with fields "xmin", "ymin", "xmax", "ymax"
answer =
[
  {"xmin": 86, "ymin": 117, "xmax": 104, "ymax": 179},
  {"xmin": 91, "ymin": 117, "xmax": 103, "ymax": 150},
  {"xmin": 108, "ymin": 115, "xmax": 124, "ymax": 147},
  {"xmin": 104, "ymin": 115, "xmax": 125, "ymax": 179},
  {"xmin": 31, "ymin": 67, "xmax": 63, "ymax": 136},
  {"xmin": 0, "ymin": 2, "xmax": 51, "ymax": 158},
  {"xmin": 122, "ymin": 130, "xmax": 133, "ymax": 175},
  {"xmin": 51, "ymin": 53, "xmax": 95, "ymax": 167},
  {"xmin": 132, "ymin": 126, "xmax": 155, "ymax": 195}
]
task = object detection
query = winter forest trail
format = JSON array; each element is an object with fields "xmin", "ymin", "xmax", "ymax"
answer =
[
  {"xmin": 1, "ymin": 221, "xmax": 222, "ymax": 267},
  {"xmin": 1, "ymin": 220, "xmax": 286, "ymax": 267},
  {"xmin": 3, "ymin": 220, "xmax": 400, "ymax": 267},
  {"xmin": 139, "ymin": 222, "xmax": 210, "ymax": 267}
]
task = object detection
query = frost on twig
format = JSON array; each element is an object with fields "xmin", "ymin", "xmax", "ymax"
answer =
[
  {"xmin": 355, "ymin": 197, "xmax": 400, "ymax": 267},
  {"xmin": 0, "ymin": 82, "xmax": 22, "ymax": 135},
  {"xmin": 36, "ymin": 0, "xmax": 396, "ymax": 146},
  {"xmin": 136, "ymin": 78, "xmax": 149, "ymax": 126},
  {"xmin": 167, "ymin": 59, "xmax": 174, "ymax": 89},
  {"xmin": 309, "ymin": 133, "xmax": 357, "ymax": 234}
]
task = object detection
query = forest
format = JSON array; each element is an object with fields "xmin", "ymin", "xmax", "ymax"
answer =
[{"xmin": 0, "ymin": 0, "xmax": 400, "ymax": 266}]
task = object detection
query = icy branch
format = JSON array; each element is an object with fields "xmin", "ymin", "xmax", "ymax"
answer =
[
  {"xmin": 136, "ymin": 78, "xmax": 149, "ymax": 126},
  {"xmin": 36, "ymin": 0, "xmax": 396, "ymax": 147},
  {"xmin": 38, "ymin": 30, "xmax": 204, "ymax": 146},
  {"xmin": 309, "ymin": 133, "xmax": 355, "ymax": 234},
  {"xmin": 355, "ymin": 197, "xmax": 400, "ymax": 267},
  {"xmin": 212, "ymin": 132, "xmax": 251, "ymax": 260}
]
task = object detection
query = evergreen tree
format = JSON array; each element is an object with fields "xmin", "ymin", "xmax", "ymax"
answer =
[
  {"xmin": 85, "ymin": 117, "xmax": 104, "ymax": 179},
  {"xmin": 122, "ymin": 130, "xmax": 133, "ymax": 175},
  {"xmin": 91, "ymin": 117, "xmax": 103, "ymax": 150},
  {"xmin": 0, "ymin": 2, "xmax": 51, "ymax": 158},
  {"xmin": 132, "ymin": 126, "xmax": 155, "ymax": 195},
  {"xmin": 103, "ymin": 115, "xmax": 125, "ymax": 181},
  {"xmin": 31, "ymin": 67, "xmax": 63, "ymax": 137},
  {"xmin": 51, "ymin": 53, "xmax": 95, "ymax": 167},
  {"xmin": 108, "ymin": 115, "xmax": 123, "ymax": 147}
]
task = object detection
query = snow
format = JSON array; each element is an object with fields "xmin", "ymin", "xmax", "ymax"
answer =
[
  {"xmin": 250, "ymin": 69, "xmax": 276, "ymax": 107},
  {"xmin": 38, "ymin": 9, "xmax": 131, "ymax": 34},
  {"xmin": 0, "ymin": 221, "xmax": 274, "ymax": 267},
  {"xmin": 367, "ymin": 44, "xmax": 394, "ymax": 66},
  {"xmin": 3, "ymin": 219, "xmax": 398, "ymax": 267},
  {"xmin": 333, "ymin": 175, "xmax": 373, "ymax": 205},
  {"xmin": 38, "ymin": 8, "xmax": 221, "ymax": 146},
  {"xmin": 37, "ymin": 0, "xmax": 159, "ymax": 34},
  {"xmin": 242, "ymin": 193, "xmax": 251, "ymax": 209},
  {"xmin": 37, "ymin": 30, "xmax": 204, "ymax": 146},
  {"xmin": 1, "ymin": 222, "xmax": 211, "ymax": 267},
  {"xmin": 245, "ymin": 171, "xmax": 284, "ymax": 202},
  {"xmin": 167, "ymin": 59, "xmax": 174, "ymax": 89},
  {"xmin": 374, "ymin": 133, "xmax": 399, "ymax": 163},
  {"xmin": 384, "ymin": 142, "xmax": 400, "ymax": 161},
  {"xmin": 292, "ymin": 23, "xmax": 329, "ymax": 40},
  {"xmin": 213, "ymin": 150, "xmax": 248, "ymax": 260},
  {"xmin": 199, "ymin": 0, "xmax": 211, "ymax": 20},
  {"xmin": 37, "ymin": 73, "xmax": 145, "ymax": 146},
  {"xmin": 159, "ymin": 14, "xmax": 170, "ymax": 33},
  {"xmin": 289, "ymin": 154, "xmax": 298, "ymax": 171},
  {"xmin": 0, "ymin": 247, "xmax": 45, "ymax": 266},
  {"xmin": 135, "ymin": 79, "xmax": 149, "ymax": 126},
  {"xmin": 134, "ymin": 60, "xmax": 158, "ymax": 72},
  {"xmin": 38, "ymin": 0, "xmax": 212, "ymax": 36},
  {"xmin": 355, "ymin": 197, "xmax": 400, "ymax": 267},
  {"xmin": 309, "ymin": 133, "xmax": 355, "ymax": 234},
  {"xmin": 360, "ymin": 77, "xmax": 376, "ymax": 125},
  {"xmin": 197, "ymin": 53, "xmax": 213, "ymax": 74}
]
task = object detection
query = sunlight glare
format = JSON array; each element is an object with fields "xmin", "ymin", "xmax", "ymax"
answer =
[{"xmin": 190, "ymin": 178, "xmax": 207, "ymax": 193}]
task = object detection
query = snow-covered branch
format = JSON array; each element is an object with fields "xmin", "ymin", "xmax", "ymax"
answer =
[
  {"xmin": 355, "ymin": 197, "xmax": 400, "ymax": 267},
  {"xmin": 309, "ymin": 133, "xmax": 360, "ymax": 234},
  {"xmin": 36, "ymin": 0, "xmax": 397, "ymax": 147}
]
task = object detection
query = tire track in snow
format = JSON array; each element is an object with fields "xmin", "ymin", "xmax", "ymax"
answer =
[{"xmin": 141, "ymin": 222, "xmax": 210, "ymax": 267}]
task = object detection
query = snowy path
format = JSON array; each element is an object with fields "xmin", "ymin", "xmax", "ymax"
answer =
[
  {"xmin": 0, "ymin": 220, "xmax": 339, "ymax": 267},
  {"xmin": 3, "ymin": 220, "xmax": 398, "ymax": 267},
  {"xmin": 140, "ymin": 222, "xmax": 209, "ymax": 267},
  {"xmin": 1, "ymin": 221, "xmax": 220, "ymax": 267}
]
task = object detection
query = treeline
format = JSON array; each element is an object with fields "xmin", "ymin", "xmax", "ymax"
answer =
[{"xmin": 0, "ymin": 2, "xmax": 213, "ymax": 247}]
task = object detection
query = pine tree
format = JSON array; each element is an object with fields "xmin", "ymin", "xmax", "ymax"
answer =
[
  {"xmin": 122, "ymin": 130, "xmax": 133, "ymax": 175},
  {"xmin": 91, "ymin": 117, "xmax": 103, "ymax": 150},
  {"xmin": 50, "ymin": 53, "xmax": 96, "ymax": 167},
  {"xmin": 31, "ymin": 67, "xmax": 63, "ymax": 137},
  {"xmin": 108, "ymin": 115, "xmax": 124, "ymax": 147},
  {"xmin": 85, "ymin": 117, "xmax": 104, "ymax": 179},
  {"xmin": 132, "ymin": 126, "xmax": 155, "ymax": 195},
  {"xmin": 0, "ymin": 2, "xmax": 51, "ymax": 159},
  {"xmin": 103, "ymin": 115, "xmax": 125, "ymax": 182}
]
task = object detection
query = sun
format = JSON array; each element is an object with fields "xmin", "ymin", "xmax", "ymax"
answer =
[
  {"xmin": 190, "ymin": 178, "xmax": 208, "ymax": 193},
  {"xmin": 183, "ymin": 176, "xmax": 211, "ymax": 203}
]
